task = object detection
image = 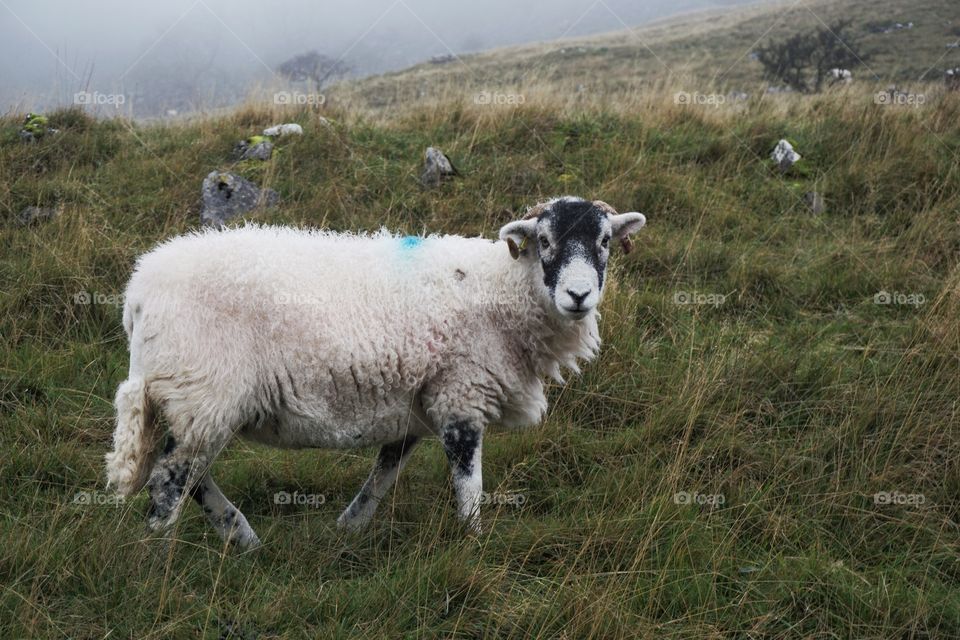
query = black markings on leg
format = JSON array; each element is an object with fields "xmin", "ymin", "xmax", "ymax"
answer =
[
  {"xmin": 147, "ymin": 460, "xmax": 191, "ymax": 526},
  {"xmin": 343, "ymin": 491, "xmax": 371, "ymax": 520},
  {"xmin": 377, "ymin": 436, "xmax": 419, "ymax": 473},
  {"xmin": 347, "ymin": 436, "xmax": 419, "ymax": 516},
  {"xmin": 337, "ymin": 435, "xmax": 421, "ymax": 529},
  {"xmin": 442, "ymin": 420, "xmax": 480, "ymax": 475}
]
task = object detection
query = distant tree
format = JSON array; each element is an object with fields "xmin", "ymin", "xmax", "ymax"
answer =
[
  {"xmin": 276, "ymin": 51, "xmax": 351, "ymax": 88},
  {"xmin": 755, "ymin": 20, "xmax": 867, "ymax": 93}
]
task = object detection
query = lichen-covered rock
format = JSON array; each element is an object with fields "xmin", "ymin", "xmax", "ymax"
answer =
[
  {"xmin": 234, "ymin": 136, "xmax": 274, "ymax": 161},
  {"xmin": 200, "ymin": 171, "xmax": 279, "ymax": 227},
  {"xmin": 19, "ymin": 113, "xmax": 60, "ymax": 142}
]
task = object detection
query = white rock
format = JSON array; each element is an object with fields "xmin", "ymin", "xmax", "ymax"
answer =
[
  {"xmin": 263, "ymin": 123, "xmax": 303, "ymax": 137},
  {"xmin": 771, "ymin": 139, "xmax": 801, "ymax": 171}
]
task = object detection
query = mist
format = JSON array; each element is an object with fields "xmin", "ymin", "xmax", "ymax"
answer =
[{"xmin": 0, "ymin": 0, "xmax": 768, "ymax": 117}]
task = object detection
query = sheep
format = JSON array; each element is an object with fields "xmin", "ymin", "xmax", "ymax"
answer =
[
  {"xmin": 828, "ymin": 68, "xmax": 852, "ymax": 84},
  {"xmin": 104, "ymin": 196, "xmax": 646, "ymax": 548}
]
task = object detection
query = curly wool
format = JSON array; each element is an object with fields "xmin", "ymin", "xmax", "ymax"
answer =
[{"xmin": 105, "ymin": 224, "xmax": 599, "ymax": 494}]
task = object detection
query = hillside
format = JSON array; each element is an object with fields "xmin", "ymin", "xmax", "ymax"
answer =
[
  {"xmin": 330, "ymin": 0, "xmax": 960, "ymax": 111},
  {"xmin": 2, "ymin": 81, "xmax": 960, "ymax": 636}
]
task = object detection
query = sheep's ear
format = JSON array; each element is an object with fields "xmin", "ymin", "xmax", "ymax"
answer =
[
  {"xmin": 499, "ymin": 219, "xmax": 538, "ymax": 260},
  {"xmin": 609, "ymin": 212, "xmax": 646, "ymax": 254}
]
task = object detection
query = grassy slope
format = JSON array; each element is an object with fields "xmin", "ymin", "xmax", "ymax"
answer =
[
  {"xmin": 2, "ymin": 3, "xmax": 960, "ymax": 639},
  {"xmin": 334, "ymin": 0, "xmax": 960, "ymax": 111}
]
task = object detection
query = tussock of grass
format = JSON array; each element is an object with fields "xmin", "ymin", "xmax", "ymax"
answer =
[{"xmin": 1, "ymin": 84, "xmax": 959, "ymax": 638}]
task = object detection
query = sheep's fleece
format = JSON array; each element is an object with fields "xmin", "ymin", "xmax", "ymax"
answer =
[{"xmin": 105, "ymin": 196, "xmax": 646, "ymax": 547}]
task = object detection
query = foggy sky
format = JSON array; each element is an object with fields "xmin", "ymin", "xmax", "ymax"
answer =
[{"xmin": 0, "ymin": 0, "xmax": 766, "ymax": 115}]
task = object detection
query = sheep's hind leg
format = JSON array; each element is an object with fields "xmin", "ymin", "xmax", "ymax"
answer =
[
  {"xmin": 190, "ymin": 474, "xmax": 261, "ymax": 550},
  {"xmin": 337, "ymin": 435, "xmax": 420, "ymax": 531},
  {"xmin": 145, "ymin": 432, "xmax": 225, "ymax": 537},
  {"xmin": 145, "ymin": 450, "xmax": 204, "ymax": 535}
]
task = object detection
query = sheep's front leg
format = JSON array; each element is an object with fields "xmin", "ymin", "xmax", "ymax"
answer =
[
  {"xmin": 440, "ymin": 419, "xmax": 484, "ymax": 532},
  {"xmin": 337, "ymin": 435, "xmax": 420, "ymax": 531}
]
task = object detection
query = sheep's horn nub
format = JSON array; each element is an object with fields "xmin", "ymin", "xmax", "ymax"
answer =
[{"xmin": 523, "ymin": 200, "xmax": 552, "ymax": 220}]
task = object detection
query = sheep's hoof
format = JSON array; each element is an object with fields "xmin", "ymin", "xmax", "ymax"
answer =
[
  {"xmin": 335, "ymin": 513, "xmax": 370, "ymax": 532},
  {"xmin": 229, "ymin": 534, "xmax": 262, "ymax": 552}
]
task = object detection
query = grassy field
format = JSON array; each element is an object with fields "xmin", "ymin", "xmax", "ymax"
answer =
[{"xmin": 2, "ymin": 2, "xmax": 960, "ymax": 637}]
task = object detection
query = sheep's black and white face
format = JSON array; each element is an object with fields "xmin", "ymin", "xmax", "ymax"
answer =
[{"xmin": 499, "ymin": 197, "xmax": 646, "ymax": 321}]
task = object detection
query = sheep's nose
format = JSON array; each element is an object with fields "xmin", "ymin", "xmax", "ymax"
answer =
[{"xmin": 566, "ymin": 288, "xmax": 591, "ymax": 307}]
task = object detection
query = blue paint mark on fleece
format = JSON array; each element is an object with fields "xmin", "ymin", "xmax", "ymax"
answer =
[{"xmin": 400, "ymin": 235, "xmax": 423, "ymax": 250}]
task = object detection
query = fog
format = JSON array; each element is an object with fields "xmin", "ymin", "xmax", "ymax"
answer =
[{"xmin": 1, "ymin": 0, "xmax": 767, "ymax": 116}]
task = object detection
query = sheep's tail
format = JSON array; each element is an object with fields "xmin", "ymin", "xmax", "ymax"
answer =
[{"xmin": 105, "ymin": 377, "xmax": 160, "ymax": 496}]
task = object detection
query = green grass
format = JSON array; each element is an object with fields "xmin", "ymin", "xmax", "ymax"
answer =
[{"xmin": 2, "ymin": 81, "xmax": 960, "ymax": 638}]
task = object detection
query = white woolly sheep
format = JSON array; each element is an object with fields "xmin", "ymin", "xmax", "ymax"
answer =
[
  {"xmin": 104, "ymin": 196, "xmax": 646, "ymax": 548},
  {"xmin": 828, "ymin": 68, "xmax": 852, "ymax": 84}
]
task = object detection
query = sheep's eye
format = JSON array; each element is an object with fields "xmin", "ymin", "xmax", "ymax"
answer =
[
  {"xmin": 539, "ymin": 236, "xmax": 550, "ymax": 250},
  {"xmin": 601, "ymin": 236, "xmax": 611, "ymax": 248}
]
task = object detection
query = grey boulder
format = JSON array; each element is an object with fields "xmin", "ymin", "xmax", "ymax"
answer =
[{"xmin": 201, "ymin": 171, "xmax": 279, "ymax": 227}]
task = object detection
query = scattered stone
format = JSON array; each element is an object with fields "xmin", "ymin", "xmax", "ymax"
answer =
[
  {"xmin": 16, "ymin": 205, "xmax": 59, "ymax": 226},
  {"xmin": 419, "ymin": 146, "xmax": 459, "ymax": 188},
  {"xmin": 263, "ymin": 123, "xmax": 303, "ymax": 137},
  {"xmin": 771, "ymin": 139, "xmax": 801, "ymax": 173},
  {"xmin": 234, "ymin": 135, "xmax": 274, "ymax": 161},
  {"xmin": 429, "ymin": 54, "xmax": 456, "ymax": 65},
  {"xmin": 868, "ymin": 21, "xmax": 914, "ymax": 34},
  {"xmin": 200, "ymin": 171, "xmax": 279, "ymax": 227},
  {"xmin": 804, "ymin": 191, "xmax": 825, "ymax": 214}
]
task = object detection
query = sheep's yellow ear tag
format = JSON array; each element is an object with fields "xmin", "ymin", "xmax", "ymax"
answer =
[{"xmin": 507, "ymin": 236, "xmax": 528, "ymax": 260}]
